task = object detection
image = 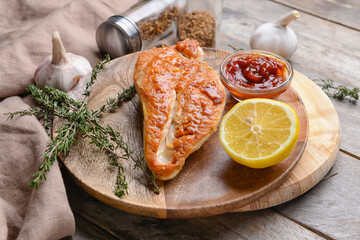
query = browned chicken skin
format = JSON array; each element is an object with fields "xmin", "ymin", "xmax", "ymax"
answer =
[{"xmin": 134, "ymin": 39, "xmax": 226, "ymax": 180}]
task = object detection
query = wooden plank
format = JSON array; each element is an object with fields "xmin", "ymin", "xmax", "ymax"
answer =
[
  {"xmin": 62, "ymin": 170, "xmax": 325, "ymax": 239},
  {"xmin": 274, "ymin": 152, "xmax": 360, "ymax": 239},
  {"xmin": 271, "ymin": 0, "xmax": 360, "ymax": 31},
  {"xmin": 212, "ymin": 211, "xmax": 326, "ymax": 240},
  {"xmin": 219, "ymin": 0, "xmax": 360, "ymax": 156},
  {"xmin": 71, "ymin": 214, "xmax": 119, "ymax": 240}
]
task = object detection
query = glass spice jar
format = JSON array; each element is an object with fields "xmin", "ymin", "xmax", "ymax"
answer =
[
  {"xmin": 96, "ymin": 0, "xmax": 186, "ymax": 58},
  {"xmin": 177, "ymin": 0, "xmax": 223, "ymax": 48}
]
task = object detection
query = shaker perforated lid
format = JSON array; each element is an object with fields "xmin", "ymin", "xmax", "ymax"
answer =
[{"xmin": 96, "ymin": 15, "xmax": 142, "ymax": 59}]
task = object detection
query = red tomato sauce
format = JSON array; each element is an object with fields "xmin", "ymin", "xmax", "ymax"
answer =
[{"xmin": 224, "ymin": 54, "xmax": 286, "ymax": 89}]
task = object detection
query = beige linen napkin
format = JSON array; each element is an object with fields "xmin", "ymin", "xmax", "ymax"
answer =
[
  {"xmin": 0, "ymin": 96, "xmax": 75, "ymax": 240},
  {"xmin": 0, "ymin": 0, "xmax": 136, "ymax": 239}
]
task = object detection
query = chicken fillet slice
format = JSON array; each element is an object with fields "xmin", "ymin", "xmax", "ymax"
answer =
[{"xmin": 134, "ymin": 39, "xmax": 226, "ymax": 180}]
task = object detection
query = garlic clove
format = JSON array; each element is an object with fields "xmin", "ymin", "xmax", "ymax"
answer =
[
  {"xmin": 34, "ymin": 31, "xmax": 92, "ymax": 92},
  {"xmin": 51, "ymin": 31, "xmax": 70, "ymax": 65},
  {"xmin": 250, "ymin": 10, "xmax": 300, "ymax": 59},
  {"xmin": 274, "ymin": 10, "xmax": 300, "ymax": 27}
]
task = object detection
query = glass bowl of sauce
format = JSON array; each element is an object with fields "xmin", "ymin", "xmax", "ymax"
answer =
[{"xmin": 220, "ymin": 50, "xmax": 293, "ymax": 100}]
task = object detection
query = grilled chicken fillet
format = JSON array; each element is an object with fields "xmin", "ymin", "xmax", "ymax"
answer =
[{"xmin": 134, "ymin": 39, "xmax": 226, "ymax": 180}]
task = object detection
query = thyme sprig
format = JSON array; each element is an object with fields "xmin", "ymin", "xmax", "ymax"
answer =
[
  {"xmin": 315, "ymin": 79, "xmax": 359, "ymax": 102},
  {"xmin": 7, "ymin": 55, "xmax": 159, "ymax": 196}
]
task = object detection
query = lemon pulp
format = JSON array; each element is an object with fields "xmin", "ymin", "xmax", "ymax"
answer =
[{"xmin": 219, "ymin": 98, "xmax": 299, "ymax": 168}]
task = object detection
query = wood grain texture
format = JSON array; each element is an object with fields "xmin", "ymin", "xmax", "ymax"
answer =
[
  {"xmin": 57, "ymin": 49, "xmax": 308, "ymax": 219},
  {"xmin": 275, "ymin": 152, "xmax": 360, "ymax": 239},
  {"xmin": 271, "ymin": 0, "xmax": 360, "ymax": 30},
  {"xmin": 70, "ymin": 213, "xmax": 118, "ymax": 240},
  {"xmin": 236, "ymin": 70, "xmax": 340, "ymax": 211},
  {"xmin": 62, "ymin": 169, "xmax": 326, "ymax": 240}
]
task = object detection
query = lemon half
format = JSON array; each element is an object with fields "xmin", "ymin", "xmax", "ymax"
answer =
[{"xmin": 219, "ymin": 98, "xmax": 300, "ymax": 168}]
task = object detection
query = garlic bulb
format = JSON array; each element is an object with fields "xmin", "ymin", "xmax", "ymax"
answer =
[
  {"xmin": 250, "ymin": 10, "xmax": 300, "ymax": 59},
  {"xmin": 34, "ymin": 31, "xmax": 92, "ymax": 92}
]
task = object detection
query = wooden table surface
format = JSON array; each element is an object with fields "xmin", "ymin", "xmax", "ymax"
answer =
[{"xmin": 63, "ymin": 0, "xmax": 360, "ymax": 239}]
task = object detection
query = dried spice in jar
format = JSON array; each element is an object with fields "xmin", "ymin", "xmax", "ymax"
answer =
[
  {"xmin": 178, "ymin": 11, "xmax": 216, "ymax": 47},
  {"xmin": 137, "ymin": 6, "xmax": 178, "ymax": 40}
]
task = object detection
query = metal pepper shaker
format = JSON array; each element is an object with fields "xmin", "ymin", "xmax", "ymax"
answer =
[{"xmin": 96, "ymin": 0, "xmax": 185, "ymax": 59}]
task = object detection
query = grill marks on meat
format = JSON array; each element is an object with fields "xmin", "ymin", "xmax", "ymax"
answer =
[{"xmin": 134, "ymin": 39, "xmax": 226, "ymax": 180}]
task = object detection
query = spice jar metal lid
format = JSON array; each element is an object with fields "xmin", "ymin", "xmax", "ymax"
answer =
[{"xmin": 96, "ymin": 15, "xmax": 142, "ymax": 59}]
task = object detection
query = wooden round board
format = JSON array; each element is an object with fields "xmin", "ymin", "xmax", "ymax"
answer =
[{"xmin": 56, "ymin": 49, "xmax": 338, "ymax": 218}]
